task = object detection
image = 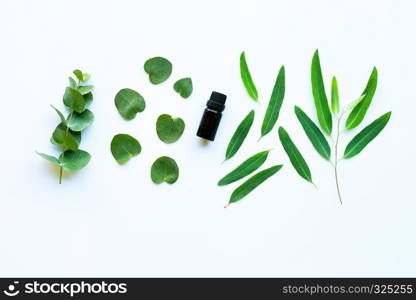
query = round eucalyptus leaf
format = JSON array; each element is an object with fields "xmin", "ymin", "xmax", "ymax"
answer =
[
  {"xmin": 151, "ymin": 156, "xmax": 179, "ymax": 184},
  {"xmin": 156, "ymin": 114, "xmax": 185, "ymax": 144},
  {"xmin": 67, "ymin": 109, "xmax": 94, "ymax": 131},
  {"xmin": 173, "ymin": 78, "xmax": 193, "ymax": 98},
  {"xmin": 59, "ymin": 149, "xmax": 91, "ymax": 171},
  {"xmin": 111, "ymin": 134, "xmax": 142, "ymax": 164},
  {"xmin": 69, "ymin": 77, "xmax": 77, "ymax": 89},
  {"xmin": 63, "ymin": 87, "xmax": 86, "ymax": 113},
  {"xmin": 84, "ymin": 92, "xmax": 93, "ymax": 107},
  {"xmin": 115, "ymin": 88, "xmax": 146, "ymax": 120},
  {"xmin": 52, "ymin": 123, "xmax": 80, "ymax": 151},
  {"xmin": 78, "ymin": 85, "xmax": 94, "ymax": 95},
  {"xmin": 144, "ymin": 57, "xmax": 172, "ymax": 84}
]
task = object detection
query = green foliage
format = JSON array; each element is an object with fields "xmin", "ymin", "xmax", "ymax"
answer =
[
  {"xmin": 114, "ymin": 88, "xmax": 146, "ymax": 120},
  {"xmin": 240, "ymin": 51, "xmax": 258, "ymax": 101},
  {"xmin": 144, "ymin": 57, "xmax": 172, "ymax": 84},
  {"xmin": 37, "ymin": 69, "xmax": 94, "ymax": 183},
  {"xmin": 156, "ymin": 114, "xmax": 185, "ymax": 143},
  {"xmin": 110, "ymin": 134, "xmax": 142, "ymax": 164},
  {"xmin": 151, "ymin": 156, "xmax": 179, "ymax": 184},
  {"xmin": 174, "ymin": 78, "xmax": 193, "ymax": 98},
  {"xmin": 225, "ymin": 110, "xmax": 255, "ymax": 161}
]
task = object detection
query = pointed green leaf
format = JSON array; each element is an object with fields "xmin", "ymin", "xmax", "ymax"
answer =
[
  {"xmin": 51, "ymin": 105, "xmax": 66, "ymax": 124},
  {"xmin": 114, "ymin": 88, "xmax": 146, "ymax": 120},
  {"xmin": 311, "ymin": 50, "xmax": 332, "ymax": 135},
  {"xmin": 344, "ymin": 112, "xmax": 391, "ymax": 159},
  {"xmin": 173, "ymin": 78, "xmax": 193, "ymax": 98},
  {"xmin": 52, "ymin": 123, "xmax": 80, "ymax": 151},
  {"xmin": 218, "ymin": 150, "xmax": 270, "ymax": 186},
  {"xmin": 346, "ymin": 94, "xmax": 366, "ymax": 111},
  {"xmin": 345, "ymin": 67, "xmax": 378, "ymax": 130},
  {"xmin": 294, "ymin": 106, "xmax": 331, "ymax": 160},
  {"xmin": 144, "ymin": 57, "xmax": 172, "ymax": 84},
  {"xmin": 63, "ymin": 87, "xmax": 86, "ymax": 113},
  {"xmin": 59, "ymin": 149, "xmax": 91, "ymax": 171},
  {"xmin": 78, "ymin": 85, "xmax": 94, "ymax": 95},
  {"xmin": 67, "ymin": 109, "xmax": 94, "ymax": 132},
  {"xmin": 228, "ymin": 165, "xmax": 283, "ymax": 205},
  {"xmin": 261, "ymin": 66, "xmax": 285, "ymax": 138},
  {"xmin": 110, "ymin": 134, "xmax": 141, "ymax": 164},
  {"xmin": 151, "ymin": 156, "xmax": 179, "ymax": 184},
  {"xmin": 278, "ymin": 126, "xmax": 313, "ymax": 184},
  {"xmin": 240, "ymin": 51, "xmax": 258, "ymax": 101},
  {"xmin": 331, "ymin": 76, "xmax": 340, "ymax": 114},
  {"xmin": 225, "ymin": 110, "xmax": 255, "ymax": 160},
  {"xmin": 156, "ymin": 114, "xmax": 185, "ymax": 143},
  {"xmin": 36, "ymin": 151, "xmax": 61, "ymax": 166}
]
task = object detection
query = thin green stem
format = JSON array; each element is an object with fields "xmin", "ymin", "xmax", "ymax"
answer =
[
  {"xmin": 59, "ymin": 166, "xmax": 63, "ymax": 184},
  {"xmin": 333, "ymin": 115, "xmax": 343, "ymax": 204}
]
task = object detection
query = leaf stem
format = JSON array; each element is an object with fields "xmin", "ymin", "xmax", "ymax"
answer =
[{"xmin": 59, "ymin": 166, "xmax": 63, "ymax": 184}]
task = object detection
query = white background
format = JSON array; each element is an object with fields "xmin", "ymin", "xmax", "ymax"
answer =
[{"xmin": 1, "ymin": 0, "xmax": 415, "ymax": 277}]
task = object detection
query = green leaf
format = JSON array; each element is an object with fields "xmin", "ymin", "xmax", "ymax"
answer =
[
  {"xmin": 240, "ymin": 51, "xmax": 258, "ymax": 101},
  {"xmin": 294, "ymin": 106, "xmax": 331, "ymax": 160},
  {"xmin": 63, "ymin": 87, "xmax": 86, "ymax": 113},
  {"xmin": 225, "ymin": 110, "xmax": 255, "ymax": 161},
  {"xmin": 218, "ymin": 150, "xmax": 270, "ymax": 186},
  {"xmin": 36, "ymin": 151, "xmax": 61, "ymax": 166},
  {"xmin": 345, "ymin": 67, "xmax": 378, "ymax": 130},
  {"xmin": 278, "ymin": 126, "xmax": 313, "ymax": 184},
  {"xmin": 311, "ymin": 50, "xmax": 332, "ymax": 135},
  {"xmin": 228, "ymin": 165, "xmax": 283, "ymax": 205},
  {"xmin": 51, "ymin": 105, "xmax": 66, "ymax": 124},
  {"xmin": 66, "ymin": 109, "xmax": 94, "ymax": 132},
  {"xmin": 78, "ymin": 85, "xmax": 94, "ymax": 95},
  {"xmin": 344, "ymin": 112, "xmax": 391, "ymax": 159},
  {"xmin": 114, "ymin": 88, "xmax": 146, "ymax": 120},
  {"xmin": 144, "ymin": 57, "xmax": 172, "ymax": 84},
  {"xmin": 110, "ymin": 134, "xmax": 141, "ymax": 164},
  {"xmin": 69, "ymin": 77, "xmax": 77, "ymax": 89},
  {"xmin": 84, "ymin": 92, "xmax": 93, "ymax": 107},
  {"xmin": 156, "ymin": 114, "xmax": 185, "ymax": 144},
  {"xmin": 59, "ymin": 149, "xmax": 91, "ymax": 171},
  {"xmin": 261, "ymin": 65, "xmax": 285, "ymax": 138},
  {"xmin": 52, "ymin": 123, "xmax": 80, "ymax": 151},
  {"xmin": 331, "ymin": 76, "xmax": 340, "ymax": 114},
  {"xmin": 82, "ymin": 73, "xmax": 91, "ymax": 82},
  {"xmin": 73, "ymin": 69, "xmax": 83, "ymax": 81},
  {"xmin": 173, "ymin": 78, "xmax": 193, "ymax": 98},
  {"xmin": 151, "ymin": 156, "xmax": 179, "ymax": 184}
]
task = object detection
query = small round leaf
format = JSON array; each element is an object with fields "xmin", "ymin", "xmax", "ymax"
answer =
[
  {"xmin": 84, "ymin": 92, "xmax": 93, "ymax": 106},
  {"xmin": 151, "ymin": 156, "xmax": 179, "ymax": 184},
  {"xmin": 52, "ymin": 123, "xmax": 81, "ymax": 151},
  {"xmin": 111, "ymin": 134, "xmax": 142, "ymax": 164},
  {"xmin": 63, "ymin": 87, "xmax": 86, "ymax": 113},
  {"xmin": 114, "ymin": 88, "xmax": 146, "ymax": 120},
  {"xmin": 173, "ymin": 77, "xmax": 193, "ymax": 98},
  {"xmin": 59, "ymin": 149, "xmax": 91, "ymax": 171},
  {"xmin": 156, "ymin": 114, "xmax": 185, "ymax": 144},
  {"xmin": 67, "ymin": 109, "xmax": 94, "ymax": 132},
  {"xmin": 144, "ymin": 57, "xmax": 172, "ymax": 84}
]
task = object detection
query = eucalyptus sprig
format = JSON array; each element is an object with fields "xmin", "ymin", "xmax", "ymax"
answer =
[
  {"xmin": 37, "ymin": 69, "xmax": 94, "ymax": 184},
  {"xmin": 296, "ymin": 50, "xmax": 391, "ymax": 203}
]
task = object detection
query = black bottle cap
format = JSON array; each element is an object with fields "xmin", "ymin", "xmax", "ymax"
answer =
[{"xmin": 207, "ymin": 91, "xmax": 226, "ymax": 112}]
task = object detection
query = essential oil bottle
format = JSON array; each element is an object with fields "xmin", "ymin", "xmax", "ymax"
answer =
[{"xmin": 196, "ymin": 91, "xmax": 227, "ymax": 141}]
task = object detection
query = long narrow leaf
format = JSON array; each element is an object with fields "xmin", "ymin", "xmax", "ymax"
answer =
[
  {"xmin": 331, "ymin": 76, "xmax": 340, "ymax": 114},
  {"xmin": 218, "ymin": 150, "xmax": 270, "ymax": 186},
  {"xmin": 228, "ymin": 165, "xmax": 283, "ymax": 205},
  {"xmin": 311, "ymin": 50, "xmax": 332, "ymax": 135},
  {"xmin": 295, "ymin": 106, "xmax": 331, "ymax": 160},
  {"xmin": 261, "ymin": 66, "xmax": 285, "ymax": 138},
  {"xmin": 240, "ymin": 52, "xmax": 258, "ymax": 101},
  {"xmin": 345, "ymin": 67, "xmax": 378, "ymax": 130},
  {"xmin": 225, "ymin": 110, "xmax": 255, "ymax": 160},
  {"xmin": 344, "ymin": 112, "xmax": 391, "ymax": 159},
  {"xmin": 278, "ymin": 126, "xmax": 314, "ymax": 184}
]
